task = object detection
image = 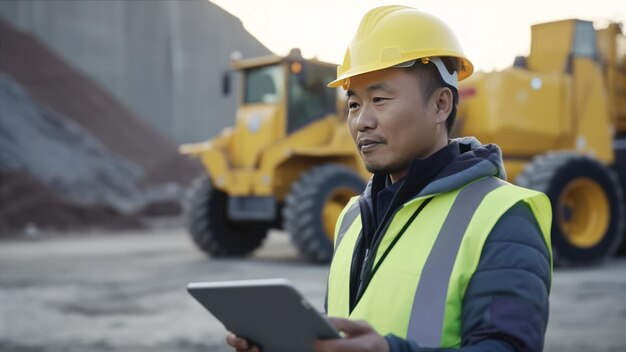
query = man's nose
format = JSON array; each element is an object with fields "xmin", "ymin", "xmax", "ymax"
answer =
[{"xmin": 355, "ymin": 105, "xmax": 377, "ymax": 132}]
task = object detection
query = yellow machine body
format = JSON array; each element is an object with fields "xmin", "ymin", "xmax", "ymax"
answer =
[
  {"xmin": 180, "ymin": 51, "xmax": 368, "ymax": 201},
  {"xmin": 458, "ymin": 19, "xmax": 626, "ymax": 265},
  {"xmin": 182, "ymin": 20, "xmax": 626, "ymax": 264},
  {"xmin": 458, "ymin": 19, "xmax": 625, "ymax": 181}
]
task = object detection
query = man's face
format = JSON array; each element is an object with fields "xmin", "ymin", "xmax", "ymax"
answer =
[{"xmin": 346, "ymin": 68, "xmax": 446, "ymax": 181}]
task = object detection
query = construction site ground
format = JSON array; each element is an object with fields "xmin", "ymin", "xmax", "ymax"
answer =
[{"xmin": 1, "ymin": 226, "xmax": 625, "ymax": 352}]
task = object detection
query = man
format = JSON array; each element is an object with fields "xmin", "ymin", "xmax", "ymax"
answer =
[{"xmin": 228, "ymin": 5, "xmax": 552, "ymax": 352}]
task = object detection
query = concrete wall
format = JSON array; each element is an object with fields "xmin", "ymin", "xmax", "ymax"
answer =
[{"xmin": 0, "ymin": 0, "xmax": 271, "ymax": 143}]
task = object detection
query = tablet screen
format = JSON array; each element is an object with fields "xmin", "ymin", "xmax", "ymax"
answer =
[{"xmin": 188, "ymin": 278, "xmax": 340, "ymax": 352}]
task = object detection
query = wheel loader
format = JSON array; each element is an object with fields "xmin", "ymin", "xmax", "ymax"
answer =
[
  {"xmin": 457, "ymin": 19, "xmax": 626, "ymax": 265},
  {"xmin": 180, "ymin": 49, "xmax": 369, "ymax": 262},
  {"xmin": 181, "ymin": 19, "xmax": 626, "ymax": 266}
]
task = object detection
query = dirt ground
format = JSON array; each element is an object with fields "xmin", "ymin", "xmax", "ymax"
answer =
[{"xmin": 0, "ymin": 227, "xmax": 625, "ymax": 352}]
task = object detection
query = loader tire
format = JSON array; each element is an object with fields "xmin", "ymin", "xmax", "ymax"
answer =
[
  {"xmin": 612, "ymin": 135, "xmax": 626, "ymax": 255},
  {"xmin": 283, "ymin": 164, "xmax": 366, "ymax": 263},
  {"xmin": 186, "ymin": 176, "xmax": 268, "ymax": 257},
  {"xmin": 516, "ymin": 152, "xmax": 625, "ymax": 266}
]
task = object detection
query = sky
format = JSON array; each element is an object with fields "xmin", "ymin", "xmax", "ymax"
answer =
[{"xmin": 210, "ymin": 0, "xmax": 626, "ymax": 72}]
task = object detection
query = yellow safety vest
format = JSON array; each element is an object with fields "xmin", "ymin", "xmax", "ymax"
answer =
[{"xmin": 327, "ymin": 177, "xmax": 552, "ymax": 348}]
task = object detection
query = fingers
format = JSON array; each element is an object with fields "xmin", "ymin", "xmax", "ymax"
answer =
[
  {"xmin": 226, "ymin": 332, "xmax": 248, "ymax": 350},
  {"xmin": 314, "ymin": 320, "xmax": 389, "ymax": 352},
  {"xmin": 327, "ymin": 317, "xmax": 373, "ymax": 337},
  {"xmin": 225, "ymin": 332, "xmax": 261, "ymax": 352},
  {"xmin": 314, "ymin": 334, "xmax": 383, "ymax": 352},
  {"xmin": 314, "ymin": 338, "xmax": 356, "ymax": 352}
]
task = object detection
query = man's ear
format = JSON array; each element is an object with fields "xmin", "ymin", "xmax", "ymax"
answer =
[{"xmin": 434, "ymin": 87, "xmax": 453, "ymax": 124}]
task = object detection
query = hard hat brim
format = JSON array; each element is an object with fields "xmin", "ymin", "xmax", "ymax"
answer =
[{"xmin": 327, "ymin": 56, "xmax": 474, "ymax": 89}]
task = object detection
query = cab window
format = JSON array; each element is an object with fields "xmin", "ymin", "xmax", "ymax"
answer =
[
  {"xmin": 287, "ymin": 63, "xmax": 336, "ymax": 132},
  {"xmin": 244, "ymin": 65, "xmax": 284, "ymax": 104}
]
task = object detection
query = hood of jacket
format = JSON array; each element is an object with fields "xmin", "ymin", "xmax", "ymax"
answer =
[{"xmin": 360, "ymin": 136, "xmax": 507, "ymax": 204}]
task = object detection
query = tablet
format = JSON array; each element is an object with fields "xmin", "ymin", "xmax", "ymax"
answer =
[{"xmin": 187, "ymin": 278, "xmax": 340, "ymax": 352}]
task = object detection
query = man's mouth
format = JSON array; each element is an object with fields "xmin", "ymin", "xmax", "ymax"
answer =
[{"xmin": 358, "ymin": 139, "xmax": 384, "ymax": 152}]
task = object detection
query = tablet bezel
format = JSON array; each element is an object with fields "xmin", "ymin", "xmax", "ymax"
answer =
[{"xmin": 187, "ymin": 278, "xmax": 340, "ymax": 352}]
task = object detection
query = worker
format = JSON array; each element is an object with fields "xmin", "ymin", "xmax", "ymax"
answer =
[{"xmin": 227, "ymin": 5, "xmax": 552, "ymax": 352}]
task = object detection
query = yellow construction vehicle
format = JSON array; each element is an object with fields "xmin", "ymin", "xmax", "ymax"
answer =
[
  {"xmin": 182, "ymin": 20, "xmax": 626, "ymax": 266},
  {"xmin": 457, "ymin": 19, "xmax": 626, "ymax": 265},
  {"xmin": 180, "ymin": 49, "xmax": 368, "ymax": 262}
]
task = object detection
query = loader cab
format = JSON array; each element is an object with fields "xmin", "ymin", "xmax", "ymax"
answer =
[
  {"xmin": 527, "ymin": 19, "xmax": 599, "ymax": 73},
  {"xmin": 243, "ymin": 64, "xmax": 285, "ymax": 105},
  {"xmin": 286, "ymin": 60, "xmax": 337, "ymax": 133},
  {"xmin": 570, "ymin": 21, "xmax": 598, "ymax": 62},
  {"xmin": 237, "ymin": 51, "xmax": 337, "ymax": 136}
]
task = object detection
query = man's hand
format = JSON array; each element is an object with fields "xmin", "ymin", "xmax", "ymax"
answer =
[
  {"xmin": 225, "ymin": 332, "xmax": 261, "ymax": 352},
  {"xmin": 314, "ymin": 317, "xmax": 389, "ymax": 352}
]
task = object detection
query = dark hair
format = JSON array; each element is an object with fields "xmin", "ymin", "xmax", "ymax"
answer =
[{"xmin": 405, "ymin": 57, "xmax": 459, "ymax": 133}]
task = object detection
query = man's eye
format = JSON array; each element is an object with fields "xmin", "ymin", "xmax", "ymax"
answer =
[
  {"xmin": 348, "ymin": 102, "xmax": 360, "ymax": 110},
  {"xmin": 373, "ymin": 97, "xmax": 387, "ymax": 103}
]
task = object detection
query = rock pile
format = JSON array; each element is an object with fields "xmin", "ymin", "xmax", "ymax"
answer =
[{"xmin": 0, "ymin": 20, "xmax": 203, "ymax": 235}]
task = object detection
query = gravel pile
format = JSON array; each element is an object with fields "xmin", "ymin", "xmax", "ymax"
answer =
[{"xmin": 0, "ymin": 20, "xmax": 204, "ymax": 235}]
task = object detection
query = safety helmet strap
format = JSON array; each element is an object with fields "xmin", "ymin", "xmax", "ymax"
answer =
[{"xmin": 394, "ymin": 57, "xmax": 459, "ymax": 89}]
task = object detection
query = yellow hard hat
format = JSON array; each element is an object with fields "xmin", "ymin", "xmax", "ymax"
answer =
[{"xmin": 328, "ymin": 5, "xmax": 474, "ymax": 89}]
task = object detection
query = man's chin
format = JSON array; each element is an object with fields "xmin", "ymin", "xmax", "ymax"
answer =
[{"xmin": 365, "ymin": 164, "xmax": 388, "ymax": 175}]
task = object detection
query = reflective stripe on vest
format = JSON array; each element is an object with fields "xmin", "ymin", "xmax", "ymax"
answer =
[
  {"xmin": 406, "ymin": 177, "xmax": 504, "ymax": 345},
  {"xmin": 327, "ymin": 177, "xmax": 552, "ymax": 347},
  {"xmin": 334, "ymin": 201, "xmax": 360, "ymax": 250}
]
